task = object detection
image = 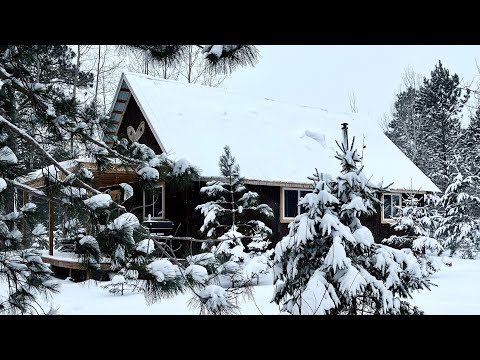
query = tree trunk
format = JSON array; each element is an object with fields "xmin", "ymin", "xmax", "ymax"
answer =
[
  {"xmin": 187, "ymin": 46, "xmax": 192, "ymax": 83},
  {"xmin": 230, "ymin": 166, "xmax": 235, "ymax": 228},
  {"xmin": 95, "ymin": 45, "xmax": 101, "ymax": 104},
  {"xmin": 36, "ymin": 54, "xmax": 41, "ymax": 83},
  {"xmin": 73, "ymin": 45, "xmax": 80, "ymax": 100}
]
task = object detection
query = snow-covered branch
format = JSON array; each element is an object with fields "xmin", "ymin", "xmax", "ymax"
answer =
[
  {"xmin": 0, "ymin": 114, "xmax": 101, "ymax": 195},
  {"xmin": 79, "ymin": 132, "xmax": 143, "ymax": 166},
  {"xmin": 0, "ymin": 66, "xmax": 48, "ymax": 112}
]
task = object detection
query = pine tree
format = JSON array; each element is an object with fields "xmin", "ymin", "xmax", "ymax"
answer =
[
  {"xmin": 457, "ymin": 104, "xmax": 480, "ymax": 218},
  {"xmin": 414, "ymin": 60, "xmax": 470, "ymax": 191},
  {"xmin": 385, "ymin": 86, "xmax": 424, "ymax": 165},
  {"xmin": 459, "ymin": 104, "xmax": 480, "ymax": 178},
  {"xmin": 0, "ymin": 136, "xmax": 59, "ymax": 314},
  {"xmin": 1, "ymin": 45, "xmax": 263, "ymax": 314},
  {"xmin": 0, "ymin": 45, "xmax": 94, "ymax": 171},
  {"xmin": 383, "ymin": 193, "xmax": 443, "ymax": 276},
  {"xmin": 196, "ymin": 145, "xmax": 274, "ymax": 266},
  {"xmin": 435, "ymin": 170, "xmax": 480, "ymax": 259},
  {"xmin": 123, "ymin": 45, "xmax": 259, "ymax": 75},
  {"xmin": 272, "ymin": 126, "xmax": 430, "ymax": 315}
]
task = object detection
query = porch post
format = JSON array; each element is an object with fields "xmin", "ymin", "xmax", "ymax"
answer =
[
  {"xmin": 49, "ymin": 200, "xmax": 54, "ymax": 256},
  {"xmin": 22, "ymin": 191, "xmax": 27, "ymax": 246}
]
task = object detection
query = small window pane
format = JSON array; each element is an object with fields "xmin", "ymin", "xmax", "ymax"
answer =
[
  {"xmin": 144, "ymin": 188, "xmax": 154, "ymax": 218},
  {"xmin": 144, "ymin": 187, "xmax": 163, "ymax": 219},
  {"xmin": 153, "ymin": 187, "xmax": 163, "ymax": 218},
  {"xmin": 384, "ymin": 195, "xmax": 392, "ymax": 219},
  {"xmin": 392, "ymin": 195, "xmax": 400, "ymax": 218},
  {"xmin": 284, "ymin": 190, "xmax": 299, "ymax": 218}
]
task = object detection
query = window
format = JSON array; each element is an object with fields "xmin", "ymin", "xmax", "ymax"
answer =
[
  {"xmin": 281, "ymin": 188, "xmax": 312, "ymax": 221},
  {"xmin": 382, "ymin": 193, "xmax": 401, "ymax": 222},
  {"xmin": 143, "ymin": 184, "xmax": 165, "ymax": 220}
]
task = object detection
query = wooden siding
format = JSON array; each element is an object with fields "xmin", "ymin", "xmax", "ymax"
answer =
[
  {"xmin": 360, "ymin": 205, "xmax": 399, "ymax": 242},
  {"xmin": 93, "ymin": 170, "xmax": 136, "ymax": 189},
  {"xmin": 117, "ymin": 96, "xmax": 163, "ymax": 154},
  {"xmin": 247, "ymin": 184, "xmax": 289, "ymax": 242},
  {"xmin": 161, "ymin": 182, "xmax": 290, "ymax": 245},
  {"xmin": 118, "ymin": 179, "xmax": 410, "ymax": 248}
]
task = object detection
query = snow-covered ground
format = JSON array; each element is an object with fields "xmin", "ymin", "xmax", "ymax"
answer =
[
  {"xmin": 36, "ymin": 270, "xmax": 281, "ymax": 315},
  {"xmin": 409, "ymin": 257, "xmax": 480, "ymax": 315},
  {"xmin": 6, "ymin": 256, "xmax": 480, "ymax": 315}
]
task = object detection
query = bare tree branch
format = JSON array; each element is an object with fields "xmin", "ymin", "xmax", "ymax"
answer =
[{"xmin": 348, "ymin": 90, "xmax": 358, "ymax": 113}]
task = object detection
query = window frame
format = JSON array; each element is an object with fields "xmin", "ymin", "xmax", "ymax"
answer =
[
  {"xmin": 381, "ymin": 192, "xmax": 402, "ymax": 224},
  {"xmin": 143, "ymin": 182, "xmax": 165, "ymax": 221},
  {"xmin": 280, "ymin": 187, "xmax": 312, "ymax": 223}
]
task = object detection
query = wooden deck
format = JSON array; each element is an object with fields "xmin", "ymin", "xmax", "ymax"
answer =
[{"xmin": 42, "ymin": 253, "xmax": 111, "ymax": 280}]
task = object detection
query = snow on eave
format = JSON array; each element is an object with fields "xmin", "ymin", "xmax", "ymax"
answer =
[
  {"xmin": 200, "ymin": 176, "xmax": 312, "ymax": 189},
  {"xmin": 15, "ymin": 157, "xmax": 132, "ymax": 186},
  {"xmin": 15, "ymin": 159, "xmax": 79, "ymax": 185},
  {"xmin": 385, "ymin": 187, "xmax": 439, "ymax": 194},
  {"xmin": 378, "ymin": 134, "xmax": 441, "ymax": 194}
]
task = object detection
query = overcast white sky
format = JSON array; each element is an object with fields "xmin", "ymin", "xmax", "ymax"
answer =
[{"xmin": 224, "ymin": 45, "xmax": 480, "ymax": 126}]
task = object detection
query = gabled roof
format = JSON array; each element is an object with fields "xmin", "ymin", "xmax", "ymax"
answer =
[{"xmin": 109, "ymin": 72, "xmax": 440, "ymax": 193}]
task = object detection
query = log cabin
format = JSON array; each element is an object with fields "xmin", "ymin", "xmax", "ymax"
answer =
[
  {"xmin": 19, "ymin": 72, "xmax": 440, "ymax": 276},
  {"xmin": 102, "ymin": 72, "xmax": 439, "ymax": 242}
]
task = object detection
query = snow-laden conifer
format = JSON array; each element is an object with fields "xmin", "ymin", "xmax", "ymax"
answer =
[
  {"xmin": 383, "ymin": 193, "xmax": 443, "ymax": 276},
  {"xmin": 273, "ymin": 125, "xmax": 431, "ymax": 315}
]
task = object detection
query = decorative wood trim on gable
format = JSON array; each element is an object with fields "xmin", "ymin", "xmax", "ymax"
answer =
[
  {"xmin": 115, "ymin": 96, "xmax": 163, "ymax": 154},
  {"xmin": 122, "ymin": 76, "xmax": 167, "ymax": 154},
  {"xmin": 110, "ymin": 90, "xmax": 132, "ymax": 144}
]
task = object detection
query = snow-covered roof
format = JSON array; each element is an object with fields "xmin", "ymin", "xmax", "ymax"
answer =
[
  {"xmin": 17, "ymin": 159, "xmax": 79, "ymax": 184},
  {"xmin": 114, "ymin": 72, "xmax": 440, "ymax": 193}
]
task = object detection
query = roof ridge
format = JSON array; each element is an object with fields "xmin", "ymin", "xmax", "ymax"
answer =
[{"xmin": 123, "ymin": 71, "xmax": 337, "ymax": 114}]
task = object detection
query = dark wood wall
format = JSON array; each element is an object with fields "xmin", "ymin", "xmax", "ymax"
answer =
[
  {"xmin": 247, "ymin": 184, "xmax": 289, "ymax": 242},
  {"xmin": 124, "ymin": 178, "xmax": 402, "ymax": 247},
  {"xmin": 164, "ymin": 180, "xmax": 205, "ymax": 238},
  {"xmin": 117, "ymin": 97, "xmax": 163, "ymax": 154},
  {"xmin": 360, "ymin": 205, "xmax": 397, "ymax": 242},
  {"xmin": 159, "ymin": 182, "xmax": 295, "ymax": 245}
]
